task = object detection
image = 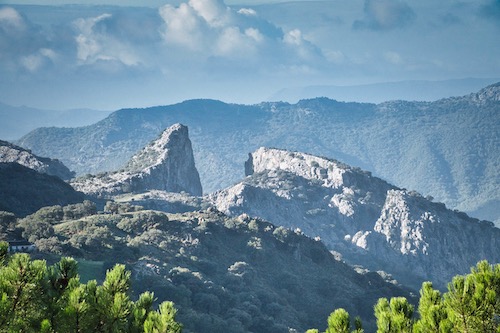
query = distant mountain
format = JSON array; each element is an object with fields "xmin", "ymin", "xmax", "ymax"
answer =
[
  {"xmin": 0, "ymin": 162, "xmax": 85, "ymax": 217},
  {"xmin": 0, "ymin": 102, "xmax": 111, "ymax": 140},
  {"xmin": 71, "ymin": 124, "xmax": 202, "ymax": 197},
  {"xmin": 210, "ymin": 148, "xmax": 500, "ymax": 290},
  {"xmin": 268, "ymin": 78, "xmax": 500, "ymax": 104},
  {"xmin": 0, "ymin": 139, "xmax": 74, "ymax": 180},
  {"xmin": 16, "ymin": 83, "xmax": 500, "ymax": 224},
  {"xmin": 21, "ymin": 204, "xmax": 413, "ymax": 333}
]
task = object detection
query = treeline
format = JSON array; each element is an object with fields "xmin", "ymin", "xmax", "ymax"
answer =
[
  {"xmin": 309, "ymin": 260, "xmax": 500, "ymax": 333},
  {"xmin": 0, "ymin": 241, "xmax": 181, "ymax": 333}
]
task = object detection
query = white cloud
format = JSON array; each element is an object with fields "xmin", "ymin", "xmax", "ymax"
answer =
[
  {"xmin": 237, "ymin": 8, "xmax": 257, "ymax": 16},
  {"xmin": 283, "ymin": 29, "xmax": 324, "ymax": 62},
  {"xmin": 73, "ymin": 13, "xmax": 140, "ymax": 66},
  {"xmin": 245, "ymin": 27, "xmax": 263, "ymax": 42},
  {"xmin": 283, "ymin": 29, "xmax": 302, "ymax": 46},
  {"xmin": 188, "ymin": 0, "xmax": 228, "ymax": 27},
  {"xmin": 20, "ymin": 48, "xmax": 57, "ymax": 72},
  {"xmin": 159, "ymin": 3, "xmax": 208, "ymax": 50},
  {"xmin": 0, "ymin": 7, "xmax": 25, "ymax": 31},
  {"xmin": 158, "ymin": 0, "xmax": 322, "ymax": 65}
]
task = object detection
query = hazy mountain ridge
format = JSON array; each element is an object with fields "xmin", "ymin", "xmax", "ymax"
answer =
[
  {"xmin": 16, "ymin": 83, "xmax": 500, "ymax": 224},
  {"xmin": 71, "ymin": 124, "xmax": 202, "ymax": 197},
  {"xmin": 0, "ymin": 102, "xmax": 111, "ymax": 140},
  {"xmin": 210, "ymin": 147, "xmax": 500, "ymax": 290},
  {"xmin": 268, "ymin": 78, "xmax": 500, "ymax": 104},
  {"xmin": 0, "ymin": 139, "xmax": 74, "ymax": 180}
]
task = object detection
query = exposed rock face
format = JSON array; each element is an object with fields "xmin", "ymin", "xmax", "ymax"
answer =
[
  {"xmin": 470, "ymin": 82, "xmax": 500, "ymax": 103},
  {"xmin": 71, "ymin": 124, "xmax": 202, "ymax": 197},
  {"xmin": 210, "ymin": 147, "xmax": 500, "ymax": 290},
  {"xmin": 0, "ymin": 140, "xmax": 74, "ymax": 180}
]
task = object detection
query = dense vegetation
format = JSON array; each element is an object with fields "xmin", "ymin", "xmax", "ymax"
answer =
[
  {"xmin": 0, "ymin": 242, "xmax": 182, "ymax": 332},
  {"xmin": 0, "ymin": 162, "xmax": 85, "ymax": 217},
  {"xmin": 1, "ymin": 236, "xmax": 498, "ymax": 333},
  {"xmin": 2, "ymin": 202, "xmax": 413, "ymax": 333},
  {"xmin": 309, "ymin": 261, "xmax": 500, "ymax": 333}
]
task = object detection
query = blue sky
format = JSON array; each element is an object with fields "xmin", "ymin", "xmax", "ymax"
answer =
[{"xmin": 0, "ymin": 0, "xmax": 499, "ymax": 109}]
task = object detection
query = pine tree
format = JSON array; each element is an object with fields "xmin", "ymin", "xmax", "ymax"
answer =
[
  {"xmin": 143, "ymin": 301, "xmax": 182, "ymax": 333},
  {"xmin": 374, "ymin": 297, "xmax": 414, "ymax": 333},
  {"xmin": 445, "ymin": 261, "xmax": 500, "ymax": 333},
  {"xmin": 0, "ymin": 253, "xmax": 182, "ymax": 333},
  {"xmin": 326, "ymin": 308, "xmax": 351, "ymax": 333},
  {"xmin": 0, "ymin": 253, "xmax": 46, "ymax": 332},
  {"xmin": 413, "ymin": 282, "xmax": 451, "ymax": 333}
]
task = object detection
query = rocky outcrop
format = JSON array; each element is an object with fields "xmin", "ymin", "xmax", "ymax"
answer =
[
  {"xmin": 470, "ymin": 82, "xmax": 500, "ymax": 104},
  {"xmin": 210, "ymin": 147, "xmax": 500, "ymax": 290},
  {"xmin": 71, "ymin": 124, "xmax": 202, "ymax": 197},
  {"xmin": 0, "ymin": 140, "xmax": 74, "ymax": 180}
]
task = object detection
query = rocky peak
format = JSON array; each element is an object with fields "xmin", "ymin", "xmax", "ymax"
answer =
[
  {"xmin": 0, "ymin": 140, "xmax": 74, "ymax": 180},
  {"xmin": 246, "ymin": 147, "xmax": 371, "ymax": 189},
  {"xmin": 470, "ymin": 82, "xmax": 500, "ymax": 104},
  {"xmin": 124, "ymin": 123, "xmax": 186, "ymax": 173},
  {"xmin": 71, "ymin": 124, "xmax": 202, "ymax": 197}
]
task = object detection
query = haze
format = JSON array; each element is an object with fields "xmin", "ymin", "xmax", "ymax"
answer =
[{"xmin": 0, "ymin": 0, "xmax": 499, "ymax": 110}]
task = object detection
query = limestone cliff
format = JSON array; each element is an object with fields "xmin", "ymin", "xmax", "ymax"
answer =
[
  {"xmin": 0, "ymin": 140, "xmax": 74, "ymax": 180},
  {"xmin": 71, "ymin": 124, "xmax": 202, "ymax": 197},
  {"xmin": 210, "ymin": 147, "xmax": 500, "ymax": 290}
]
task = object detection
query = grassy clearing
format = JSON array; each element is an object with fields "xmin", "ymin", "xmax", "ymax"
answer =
[{"xmin": 78, "ymin": 259, "xmax": 104, "ymax": 283}]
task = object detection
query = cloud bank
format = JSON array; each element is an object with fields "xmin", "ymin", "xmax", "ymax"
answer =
[{"xmin": 0, "ymin": 0, "xmax": 499, "ymax": 110}]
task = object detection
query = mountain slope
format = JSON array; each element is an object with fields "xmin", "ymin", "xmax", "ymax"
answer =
[
  {"xmin": 0, "ymin": 139, "xmax": 74, "ymax": 180},
  {"xmin": 71, "ymin": 124, "xmax": 202, "ymax": 197},
  {"xmin": 210, "ymin": 147, "xmax": 500, "ymax": 290},
  {"xmin": 16, "ymin": 83, "xmax": 500, "ymax": 224},
  {"xmin": 22, "ymin": 204, "xmax": 413, "ymax": 333},
  {"xmin": 0, "ymin": 162, "xmax": 85, "ymax": 217}
]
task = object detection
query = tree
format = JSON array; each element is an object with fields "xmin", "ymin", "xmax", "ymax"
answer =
[
  {"xmin": 143, "ymin": 301, "xmax": 182, "ymax": 333},
  {"xmin": 0, "ymin": 253, "xmax": 46, "ymax": 331},
  {"xmin": 413, "ymin": 282, "xmax": 451, "ymax": 333},
  {"xmin": 353, "ymin": 316, "xmax": 364, "ymax": 333},
  {"xmin": 320, "ymin": 261, "xmax": 499, "ymax": 333},
  {"xmin": 0, "ymin": 241, "xmax": 8, "ymax": 266},
  {"xmin": 326, "ymin": 308, "xmax": 351, "ymax": 333},
  {"xmin": 0, "ymin": 254, "xmax": 182, "ymax": 333},
  {"xmin": 374, "ymin": 297, "xmax": 414, "ymax": 333},
  {"xmin": 445, "ymin": 260, "xmax": 500, "ymax": 333}
]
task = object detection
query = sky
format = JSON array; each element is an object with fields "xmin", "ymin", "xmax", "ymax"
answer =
[{"xmin": 0, "ymin": 0, "xmax": 499, "ymax": 110}]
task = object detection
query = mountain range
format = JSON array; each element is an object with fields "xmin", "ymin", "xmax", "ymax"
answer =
[
  {"xmin": 268, "ymin": 78, "xmax": 500, "ymax": 104},
  {"xmin": 15, "ymin": 83, "xmax": 500, "ymax": 225},
  {"xmin": 1, "ymin": 115, "xmax": 499, "ymax": 332}
]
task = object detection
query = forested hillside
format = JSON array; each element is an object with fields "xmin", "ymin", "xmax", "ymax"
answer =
[{"xmin": 6, "ymin": 202, "xmax": 413, "ymax": 333}]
